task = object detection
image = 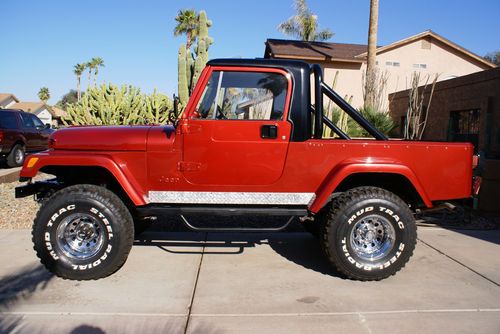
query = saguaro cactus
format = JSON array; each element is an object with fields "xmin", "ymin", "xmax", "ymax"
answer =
[
  {"xmin": 178, "ymin": 45, "xmax": 189, "ymax": 106},
  {"xmin": 177, "ymin": 10, "xmax": 213, "ymax": 107}
]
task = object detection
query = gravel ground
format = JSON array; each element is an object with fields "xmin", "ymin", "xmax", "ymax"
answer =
[{"xmin": 0, "ymin": 178, "xmax": 43, "ymax": 229}]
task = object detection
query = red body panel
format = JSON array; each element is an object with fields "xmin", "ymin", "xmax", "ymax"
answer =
[
  {"xmin": 19, "ymin": 64, "xmax": 474, "ymax": 212},
  {"xmin": 50, "ymin": 126, "xmax": 150, "ymax": 151}
]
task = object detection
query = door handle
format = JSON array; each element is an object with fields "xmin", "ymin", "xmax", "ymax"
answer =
[{"xmin": 261, "ymin": 125, "xmax": 277, "ymax": 139}]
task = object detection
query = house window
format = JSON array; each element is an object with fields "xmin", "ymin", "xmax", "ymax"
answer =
[
  {"xmin": 448, "ymin": 109, "xmax": 480, "ymax": 151},
  {"xmin": 413, "ymin": 63, "xmax": 427, "ymax": 69},
  {"xmin": 385, "ymin": 61, "xmax": 400, "ymax": 67}
]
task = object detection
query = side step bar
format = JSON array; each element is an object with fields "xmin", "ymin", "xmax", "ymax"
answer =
[
  {"xmin": 180, "ymin": 215, "xmax": 295, "ymax": 232},
  {"xmin": 135, "ymin": 204, "xmax": 308, "ymax": 233},
  {"xmin": 135, "ymin": 204, "xmax": 308, "ymax": 217}
]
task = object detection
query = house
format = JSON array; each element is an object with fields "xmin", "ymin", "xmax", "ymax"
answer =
[
  {"xmin": 389, "ymin": 67, "xmax": 500, "ymax": 211},
  {"xmin": 9, "ymin": 102, "xmax": 53, "ymax": 125},
  {"xmin": 0, "ymin": 93, "xmax": 19, "ymax": 109},
  {"xmin": 48, "ymin": 106, "xmax": 67, "ymax": 127},
  {"xmin": 264, "ymin": 30, "xmax": 496, "ymax": 109}
]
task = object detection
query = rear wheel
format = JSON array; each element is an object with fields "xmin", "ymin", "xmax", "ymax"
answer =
[
  {"xmin": 32, "ymin": 184, "xmax": 134, "ymax": 280},
  {"xmin": 319, "ymin": 187, "xmax": 417, "ymax": 281},
  {"xmin": 7, "ymin": 144, "xmax": 25, "ymax": 167}
]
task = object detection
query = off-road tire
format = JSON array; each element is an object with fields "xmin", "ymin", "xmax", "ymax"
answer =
[
  {"xmin": 319, "ymin": 186, "xmax": 417, "ymax": 281},
  {"xmin": 7, "ymin": 144, "xmax": 25, "ymax": 167},
  {"xmin": 32, "ymin": 184, "xmax": 134, "ymax": 280}
]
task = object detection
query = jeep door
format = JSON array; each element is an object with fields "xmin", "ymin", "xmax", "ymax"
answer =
[{"xmin": 182, "ymin": 68, "xmax": 292, "ymax": 186}]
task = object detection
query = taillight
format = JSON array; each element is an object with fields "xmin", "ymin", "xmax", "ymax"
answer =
[
  {"xmin": 472, "ymin": 154, "xmax": 479, "ymax": 169},
  {"xmin": 0, "ymin": 130, "xmax": 3, "ymax": 142}
]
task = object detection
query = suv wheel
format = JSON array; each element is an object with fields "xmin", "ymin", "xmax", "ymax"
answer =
[
  {"xmin": 32, "ymin": 184, "xmax": 134, "ymax": 280},
  {"xmin": 319, "ymin": 187, "xmax": 417, "ymax": 281},
  {"xmin": 7, "ymin": 144, "xmax": 25, "ymax": 167}
]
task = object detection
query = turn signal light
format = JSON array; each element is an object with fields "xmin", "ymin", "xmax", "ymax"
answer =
[{"xmin": 27, "ymin": 157, "xmax": 39, "ymax": 168}]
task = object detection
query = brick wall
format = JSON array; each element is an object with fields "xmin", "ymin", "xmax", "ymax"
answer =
[{"xmin": 389, "ymin": 67, "xmax": 500, "ymax": 211}]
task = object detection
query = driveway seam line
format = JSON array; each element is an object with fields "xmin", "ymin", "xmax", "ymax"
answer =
[
  {"xmin": 184, "ymin": 232, "xmax": 207, "ymax": 334},
  {"xmin": 3, "ymin": 308, "xmax": 500, "ymax": 318},
  {"xmin": 418, "ymin": 238, "xmax": 500, "ymax": 287}
]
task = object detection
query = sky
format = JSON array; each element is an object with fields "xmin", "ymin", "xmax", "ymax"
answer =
[{"xmin": 1, "ymin": 0, "xmax": 499, "ymax": 104}]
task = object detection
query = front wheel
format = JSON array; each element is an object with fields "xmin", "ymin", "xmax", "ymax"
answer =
[
  {"xmin": 32, "ymin": 184, "xmax": 134, "ymax": 280},
  {"xmin": 319, "ymin": 187, "xmax": 417, "ymax": 281}
]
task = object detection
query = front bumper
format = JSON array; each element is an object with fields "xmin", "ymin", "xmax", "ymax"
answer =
[{"xmin": 15, "ymin": 179, "xmax": 61, "ymax": 199}]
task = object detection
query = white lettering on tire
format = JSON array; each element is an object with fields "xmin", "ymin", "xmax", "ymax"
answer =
[
  {"xmin": 71, "ymin": 244, "xmax": 113, "ymax": 271},
  {"xmin": 347, "ymin": 206, "xmax": 374, "ymax": 225}
]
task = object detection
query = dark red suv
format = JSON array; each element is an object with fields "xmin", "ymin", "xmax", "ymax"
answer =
[{"xmin": 0, "ymin": 109, "xmax": 54, "ymax": 167}]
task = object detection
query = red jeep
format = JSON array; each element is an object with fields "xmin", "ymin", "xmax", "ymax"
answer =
[{"xmin": 16, "ymin": 59, "xmax": 474, "ymax": 281}]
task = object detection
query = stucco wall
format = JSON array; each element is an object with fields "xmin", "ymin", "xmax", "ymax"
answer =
[{"xmin": 300, "ymin": 37, "xmax": 491, "ymax": 110}]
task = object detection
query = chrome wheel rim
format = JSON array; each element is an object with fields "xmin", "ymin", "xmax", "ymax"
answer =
[
  {"xmin": 15, "ymin": 149, "xmax": 24, "ymax": 164},
  {"xmin": 56, "ymin": 213, "xmax": 105, "ymax": 259},
  {"xmin": 349, "ymin": 214, "xmax": 395, "ymax": 262}
]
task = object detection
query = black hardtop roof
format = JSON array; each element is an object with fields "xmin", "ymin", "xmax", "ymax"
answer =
[{"xmin": 207, "ymin": 58, "xmax": 312, "ymax": 72}]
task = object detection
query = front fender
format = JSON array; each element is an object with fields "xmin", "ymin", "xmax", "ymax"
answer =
[
  {"xmin": 20, "ymin": 151, "xmax": 147, "ymax": 206},
  {"xmin": 309, "ymin": 162, "xmax": 432, "ymax": 213}
]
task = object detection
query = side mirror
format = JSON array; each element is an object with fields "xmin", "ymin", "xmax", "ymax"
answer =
[{"xmin": 44, "ymin": 124, "xmax": 51, "ymax": 129}]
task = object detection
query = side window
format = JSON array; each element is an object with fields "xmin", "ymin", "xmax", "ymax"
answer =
[
  {"xmin": 195, "ymin": 71, "xmax": 288, "ymax": 120},
  {"xmin": 0, "ymin": 112, "xmax": 18, "ymax": 129},
  {"xmin": 30, "ymin": 114, "xmax": 45, "ymax": 129},
  {"xmin": 20, "ymin": 113, "xmax": 35, "ymax": 128}
]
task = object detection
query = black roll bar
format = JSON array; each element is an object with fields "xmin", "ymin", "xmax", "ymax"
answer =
[
  {"xmin": 312, "ymin": 64, "xmax": 324, "ymax": 139},
  {"xmin": 311, "ymin": 64, "xmax": 388, "ymax": 141},
  {"xmin": 320, "ymin": 82, "xmax": 388, "ymax": 140}
]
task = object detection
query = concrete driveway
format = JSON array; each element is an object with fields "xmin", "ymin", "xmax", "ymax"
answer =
[{"xmin": 0, "ymin": 226, "xmax": 499, "ymax": 334}]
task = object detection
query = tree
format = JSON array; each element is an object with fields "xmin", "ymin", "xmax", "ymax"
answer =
[
  {"xmin": 73, "ymin": 63, "xmax": 85, "ymax": 101},
  {"xmin": 38, "ymin": 87, "xmax": 50, "ymax": 102},
  {"xmin": 86, "ymin": 61, "xmax": 93, "ymax": 88},
  {"xmin": 483, "ymin": 51, "xmax": 500, "ymax": 66},
  {"xmin": 56, "ymin": 90, "xmax": 79, "ymax": 109},
  {"xmin": 277, "ymin": 0, "xmax": 333, "ymax": 41},
  {"xmin": 90, "ymin": 57, "xmax": 105, "ymax": 86},
  {"xmin": 174, "ymin": 9, "xmax": 199, "ymax": 50},
  {"xmin": 364, "ymin": 0, "xmax": 379, "ymax": 109}
]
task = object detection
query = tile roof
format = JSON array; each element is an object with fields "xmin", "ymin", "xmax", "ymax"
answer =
[
  {"xmin": 265, "ymin": 39, "xmax": 367, "ymax": 62},
  {"xmin": 9, "ymin": 102, "xmax": 46, "ymax": 115},
  {"xmin": 0, "ymin": 93, "xmax": 19, "ymax": 105}
]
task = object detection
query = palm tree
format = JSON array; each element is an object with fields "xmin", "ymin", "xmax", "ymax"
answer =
[
  {"xmin": 38, "ymin": 87, "xmax": 50, "ymax": 103},
  {"xmin": 91, "ymin": 57, "xmax": 105, "ymax": 86},
  {"xmin": 278, "ymin": 0, "xmax": 333, "ymax": 41},
  {"xmin": 174, "ymin": 9, "xmax": 199, "ymax": 50},
  {"xmin": 73, "ymin": 63, "xmax": 85, "ymax": 101},
  {"xmin": 364, "ymin": 0, "xmax": 379, "ymax": 109},
  {"xmin": 86, "ymin": 61, "xmax": 93, "ymax": 89}
]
